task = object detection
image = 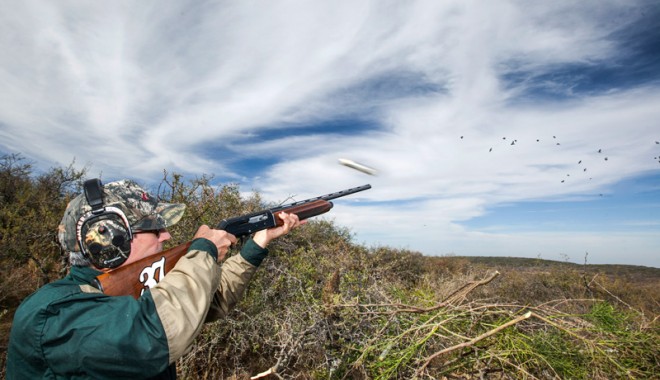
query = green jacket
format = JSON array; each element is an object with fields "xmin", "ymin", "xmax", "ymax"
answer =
[{"xmin": 6, "ymin": 238, "xmax": 268, "ymax": 379}]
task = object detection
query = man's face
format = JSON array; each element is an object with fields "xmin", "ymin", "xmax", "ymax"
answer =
[{"xmin": 121, "ymin": 229, "xmax": 171, "ymax": 267}]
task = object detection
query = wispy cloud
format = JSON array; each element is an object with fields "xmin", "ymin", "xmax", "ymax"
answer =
[{"xmin": 1, "ymin": 0, "xmax": 658, "ymax": 267}]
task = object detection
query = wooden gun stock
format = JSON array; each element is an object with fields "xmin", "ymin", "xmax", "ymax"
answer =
[
  {"xmin": 95, "ymin": 242, "xmax": 191, "ymax": 298},
  {"xmin": 95, "ymin": 199, "xmax": 334, "ymax": 298}
]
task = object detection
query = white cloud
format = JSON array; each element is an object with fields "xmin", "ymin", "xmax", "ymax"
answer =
[{"xmin": 1, "ymin": 0, "xmax": 658, "ymax": 267}]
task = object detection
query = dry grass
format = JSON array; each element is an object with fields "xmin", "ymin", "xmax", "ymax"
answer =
[{"xmin": 172, "ymin": 228, "xmax": 659, "ymax": 379}]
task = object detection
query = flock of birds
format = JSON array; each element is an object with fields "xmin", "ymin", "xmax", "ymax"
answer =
[{"xmin": 458, "ymin": 135, "xmax": 660, "ymax": 193}]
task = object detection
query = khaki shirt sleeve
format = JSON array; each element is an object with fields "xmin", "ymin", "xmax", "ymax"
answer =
[
  {"xmin": 149, "ymin": 238, "xmax": 221, "ymax": 363},
  {"xmin": 205, "ymin": 241, "xmax": 263, "ymax": 322},
  {"xmin": 206, "ymin": 239, "xmax": 268, "ymax": 322}
]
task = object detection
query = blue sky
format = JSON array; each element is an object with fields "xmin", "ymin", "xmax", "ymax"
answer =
[{"xmin": 1, "ymin": 1, "xmax": 659, "ymax": 267}]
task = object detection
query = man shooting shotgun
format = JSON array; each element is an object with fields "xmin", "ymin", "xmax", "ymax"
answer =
[
  {"xmin": 6, "ymin": 178, "xmax": 370, "ymax": 379},
  {"xmin": 96, "ymin": 184, "xmax": 372, "ymax": 298}
]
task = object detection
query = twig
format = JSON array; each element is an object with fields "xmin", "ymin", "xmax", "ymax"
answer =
[
  {"xmin": 414, "ymin": 311, "xmax": 532, "ymax": 378},
  {"xmin": 251, "ymin": 366, "xmax": 284, "ymax": 380},
  {"xmin": 250, "ymin": 320, "xmax": 321, "ymax": 379},
  {"xmin": 591, "ymin": 278, "xmax": 638, "ymax": 314},
  {"xmin": 336, "ymin": 271, "xmax": 501, "ymax": 315}
]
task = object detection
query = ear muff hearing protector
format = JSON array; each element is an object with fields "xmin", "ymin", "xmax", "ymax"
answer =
[{"xmin": 76, "ymin": 179, "xmax": 133, "ymax": 269}]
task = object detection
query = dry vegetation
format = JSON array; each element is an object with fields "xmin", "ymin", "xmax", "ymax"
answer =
[{"xmin": 1, "ymin": 154, "xmax": 658, "ymax": 379}]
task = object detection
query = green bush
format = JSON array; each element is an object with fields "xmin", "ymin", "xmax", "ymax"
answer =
[{"xmin": 0, "ymin": 153, "xmax": 86, "ymax": 299}]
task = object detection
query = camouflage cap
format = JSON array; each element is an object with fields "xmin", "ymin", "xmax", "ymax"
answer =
[{"xmin": 58, "ymin": 179, "xmax": 186, "ymax": 253}]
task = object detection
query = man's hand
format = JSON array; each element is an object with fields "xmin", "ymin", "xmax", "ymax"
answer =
[
  {"xmin": 193, "ymin": 225, "xmax": 237, "ymax": 262},
  {"xmin": 253, "ymin": 212, "xmax": 304, "ymax": 249}
]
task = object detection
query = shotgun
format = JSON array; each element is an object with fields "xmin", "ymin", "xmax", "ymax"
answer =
[{"xmin": 95, "ymin": 184, "xmax": 371, "ymax": 298}]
